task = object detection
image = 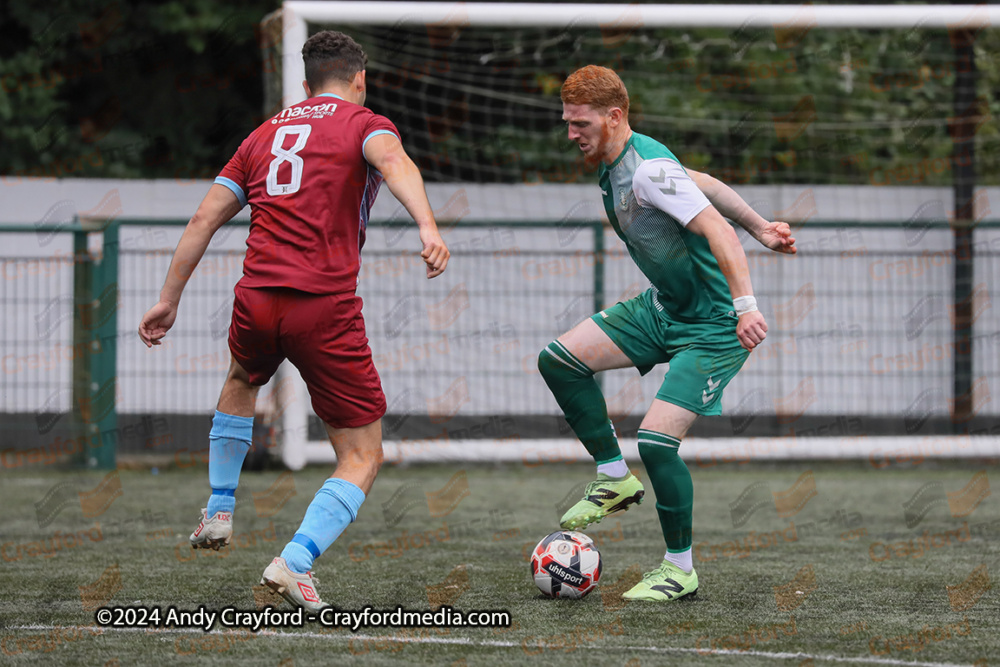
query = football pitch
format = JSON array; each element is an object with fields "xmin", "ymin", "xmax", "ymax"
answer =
[{"xmin": 1, "ymin": 459, "xmax": 996, "ymax": 666}]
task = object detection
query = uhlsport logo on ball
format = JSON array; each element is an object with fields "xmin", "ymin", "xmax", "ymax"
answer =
[{"xmin": 530, "ymin": 530, "xmax": 601, "ymax": 599}]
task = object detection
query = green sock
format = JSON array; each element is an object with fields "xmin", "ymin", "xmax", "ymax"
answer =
[
  {"xmin": 538, "ymin": 341, "xmax": 622, "ymax": 464},
  {"xmin": 637, "ymin": 429, "xmax": 692, "ymax": 552}
]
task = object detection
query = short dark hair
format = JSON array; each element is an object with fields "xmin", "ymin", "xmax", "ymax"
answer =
[{"xmin": 302, "ymin": 31, "xmax": 368, "ymax": 89}]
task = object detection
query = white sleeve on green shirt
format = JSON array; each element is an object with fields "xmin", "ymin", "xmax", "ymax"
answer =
[{"xmin": 632, "ymin": 158, "xmax": 711, "ymax": 227}]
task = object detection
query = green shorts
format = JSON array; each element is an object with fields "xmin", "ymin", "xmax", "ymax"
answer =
[{"xmin": 592, "ymin": 289, "xmax": 749, "ymax": 416}]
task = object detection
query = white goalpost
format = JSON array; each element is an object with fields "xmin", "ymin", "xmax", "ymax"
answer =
[
  {"xmin": 269, "ymin": 3, "xmax": 1000, "ymax": 469},
  {"xmin": 278, "ymin": 2, "xmax": 998, "ymax": 109}
]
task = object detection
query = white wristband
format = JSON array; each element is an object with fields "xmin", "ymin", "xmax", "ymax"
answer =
[{"xmin": 733, "ymin": 296, "xmax": 757, "ymax": 316}]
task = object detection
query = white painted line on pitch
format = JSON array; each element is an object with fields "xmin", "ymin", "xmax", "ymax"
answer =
[
  {"xmin": 260, "ymin": 631, "xmax": 979, "ymax": 667},
  {"xmin": 6, "ymin": 624, "xmax": 978, "ymax": 667}
]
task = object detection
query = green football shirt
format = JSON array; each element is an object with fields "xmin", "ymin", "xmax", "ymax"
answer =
[{"xmin": 598, "ymin": 132, "xmax": 733, "ymax": 322}]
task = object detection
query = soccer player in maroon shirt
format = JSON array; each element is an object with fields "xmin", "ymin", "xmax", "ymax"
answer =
[{"xmin": 138, "ymin": 31, "xmax": 449, "ymax": 611}]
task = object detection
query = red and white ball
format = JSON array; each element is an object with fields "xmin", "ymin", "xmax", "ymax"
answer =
[{"xmin": 530, "ymin": 530, "xmax": 602, "ymax": 598}]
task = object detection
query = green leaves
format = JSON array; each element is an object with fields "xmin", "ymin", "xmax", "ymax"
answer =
[{"xmin": 0, "ymin": 0, "xmax": 278, "ymax": 179}]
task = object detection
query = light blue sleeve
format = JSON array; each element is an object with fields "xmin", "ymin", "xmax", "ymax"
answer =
[
  {"xmin": 362, "ymin": 129, "xmax": 400, "ymax": 154},
  {"xmin": 214, "ymin": 176, "xmax": 247, "ymax": 208}
]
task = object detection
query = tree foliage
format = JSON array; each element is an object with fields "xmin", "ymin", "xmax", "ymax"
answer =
[
  {"xmin": 1, "ymin": 1, "xmax": 996, "ymax": 186},
  {"xmin": 0, "ymin": 0, "xmax": 278, "ymax": 179},
  {"xmin": 372, "ymin": 22, "xmax": 999, "ymax": 186}
]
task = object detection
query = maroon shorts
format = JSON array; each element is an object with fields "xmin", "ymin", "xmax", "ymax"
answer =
[{"xmin": 228, "ymin": 284, "xmax": 386, "ymax": 429}]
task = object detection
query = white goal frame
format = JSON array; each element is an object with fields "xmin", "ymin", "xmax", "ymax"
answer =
[
  {"xmin": 279, "ymin": 2, "xmax": 997, "ymax": 110},
  {"xmin": 272, "ymin": 3, "xmax": 998, "ymax": 469}
]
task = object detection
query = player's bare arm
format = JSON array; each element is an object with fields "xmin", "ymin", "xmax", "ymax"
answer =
[
  {"xmin": 138, "ymin": 184, "xmax": 242, "ymax": 347},
  {"xmin": 686, "ymin": 168, "xmax": 796, "ymax": 255},
  {"xmin": 363, "ymin": 133, "xmax": 449, "ymax": 278},
  {"xmin": 685, "ymin": 207, "xmax": 768, "ymax": 351}
]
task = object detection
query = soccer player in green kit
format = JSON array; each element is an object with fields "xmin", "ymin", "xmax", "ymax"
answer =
[{"xmin": 540, "ymin": 66, "xmax": 796, "ymax": 601}]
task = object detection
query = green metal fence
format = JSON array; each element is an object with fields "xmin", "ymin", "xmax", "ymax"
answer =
[
  {"xmin": 1, "ymin": 220, "xmax": 118, "ymax": 468},
  {"xmin": 2, "ymin": 218, "xmax": 998, "ymax": 468}
]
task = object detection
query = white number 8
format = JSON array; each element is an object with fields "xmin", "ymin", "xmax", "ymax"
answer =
[{"xmin": 267, "ymin": 124, "xmax": 311, "ymax": 196}]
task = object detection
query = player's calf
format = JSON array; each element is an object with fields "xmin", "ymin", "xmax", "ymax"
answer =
[{"xmin": 193, "ymin": 409, "xmax": 253, "ymax": 550}]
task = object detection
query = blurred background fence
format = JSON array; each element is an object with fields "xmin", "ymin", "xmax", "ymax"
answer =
[
  {"xmin": 3, "ymin": 3, "xmax": 1000, "ymax": 467},
  {"xmin": 2, "ymin": 214, "xmax": 998, "ymax": 467}
]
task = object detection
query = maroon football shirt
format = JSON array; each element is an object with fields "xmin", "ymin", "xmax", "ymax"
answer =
[{"xmin": 216, "ymin": 93, "xmax": 399, "ymax": 294}]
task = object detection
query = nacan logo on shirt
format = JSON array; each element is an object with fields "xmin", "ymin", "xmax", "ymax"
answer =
[{"xmin": 271, "ymin": 103, "xmax": 338, "ymax": 124}]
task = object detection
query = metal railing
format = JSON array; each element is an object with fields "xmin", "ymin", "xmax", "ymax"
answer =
[{"xmin": 2, "ymin": 218, "xmax": 997, "ymax": 467}]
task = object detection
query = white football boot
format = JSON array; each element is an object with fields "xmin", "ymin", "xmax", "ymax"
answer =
[
  {"xmin": 189, "ymin": 508, "xmax": 233, "ymax": 550},
  {"xmin": 260, "ymin": 557, "xmax": 327, "ymax": 613}
]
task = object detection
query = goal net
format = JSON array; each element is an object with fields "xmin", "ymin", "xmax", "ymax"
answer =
[
  {"xmin": 261, "ymin": 3, "xmax": 1000, "ymax": 468},
  {"xmin": 270, "ymin": 3, "xmax": 998, "ymax": 187}
]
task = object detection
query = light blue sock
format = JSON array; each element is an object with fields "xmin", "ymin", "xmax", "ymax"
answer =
[
  {"xmin": 281, "ymin": 478, "xmax": 366, "ymax": 573},
  {"xmin": 206, "ymin": 411, "xmax": 253, "ymax": 518}
]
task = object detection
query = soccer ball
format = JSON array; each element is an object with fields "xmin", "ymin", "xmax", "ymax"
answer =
[{"xmin": 530, "ymin": 530, "xmax": 601, "ymax": 598}]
